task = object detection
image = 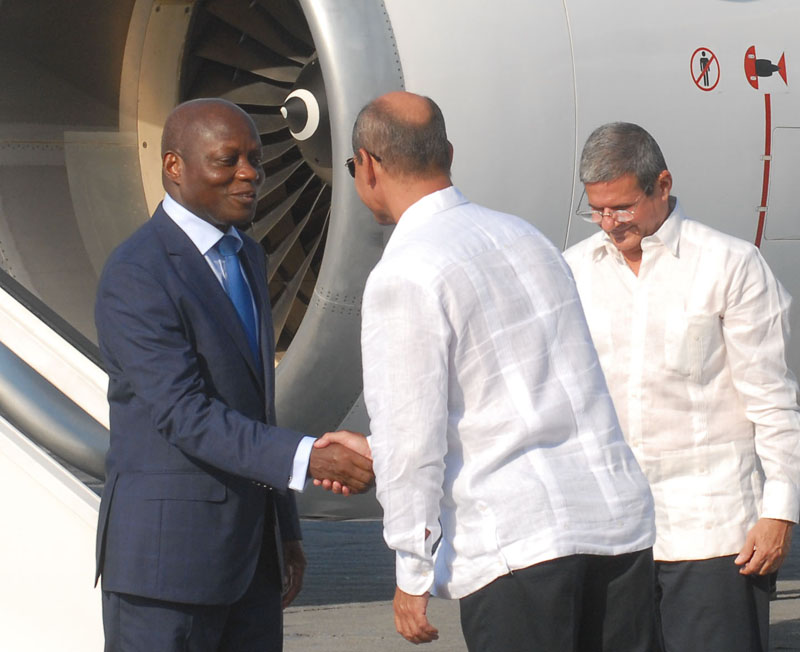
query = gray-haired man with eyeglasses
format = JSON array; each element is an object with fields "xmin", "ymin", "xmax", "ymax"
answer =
[{"xmin": 564, "ymin": 122, "xmax": 800, "ymax": 652}]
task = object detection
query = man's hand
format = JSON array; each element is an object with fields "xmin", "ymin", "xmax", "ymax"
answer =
[
  {"xmin": 282, "ymin": 539, "xmax": 306, "ymax": 608},
  {"xmin": 734, "ymin": 517, "xmax": 794, "ymax": 575},
  {"xmin": 307, "ymin": 433, "xmax": 374, "ymax": 495},
  {"xmin": 393, "ymin": 587, "xmax": 439, "ymax": 644},
  {"xmin": 312, "ymin": 430, "xmax": 372, "ymax": 496}
]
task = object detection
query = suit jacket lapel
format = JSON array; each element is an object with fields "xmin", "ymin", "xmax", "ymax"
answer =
[
  {"xmin": 152, "ymin": 208, "xmax": 265, "ymax": 387},
  {"xmin": 241, "ymin": 237, "xmax": 275, "ymax": 400}
]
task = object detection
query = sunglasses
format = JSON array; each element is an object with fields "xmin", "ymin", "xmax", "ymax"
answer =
[{"xmin": 345, "ymin": 151, "xmax": 382, "ymax": 178}]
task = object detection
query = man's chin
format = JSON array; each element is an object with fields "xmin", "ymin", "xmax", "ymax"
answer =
[
  {"xmin": 231, "ymin": 215, "xmax": 255, "ymax": 229},
  {"xmin": 213, "ymin": 212, "xmax": 256, "ymax": 230},
  {"xmin": 610, "ymin": 231, "xmax": 637, "ymax": 248},
  {"xmin": 373, "ymin": 212, "xmax": 394, "ymax": 225}
]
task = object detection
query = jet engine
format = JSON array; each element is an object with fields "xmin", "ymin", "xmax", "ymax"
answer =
[{"xmin": 0, "ymin": 0, "xmax": 406, "ymax": 517}]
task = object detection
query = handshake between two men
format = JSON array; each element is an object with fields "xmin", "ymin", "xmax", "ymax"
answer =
[{"xmin": 308, "ymin": 430, "xmax": 373, "ymax": 495}]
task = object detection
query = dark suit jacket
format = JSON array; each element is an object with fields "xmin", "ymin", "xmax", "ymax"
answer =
[{"xmin": 94, "ymin": 204, "xmax": 305, "ymax": 605}]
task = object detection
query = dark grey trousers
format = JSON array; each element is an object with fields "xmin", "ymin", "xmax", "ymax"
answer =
[
  {"xmin": 655, "ymin": 555, "xmax": 770, "ymax": 652},
  {"xmin": 102, "ymin": 543, "xmax": 283, "ymax": 652},
  {"xmin": 459, "ymin": 548, "xmax": 655, "ymax": 652}
]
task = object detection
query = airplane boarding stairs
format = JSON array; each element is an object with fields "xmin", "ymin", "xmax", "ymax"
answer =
[{"xmin": 0, "ymin": 278, "xmax": 107, "ymax": 650}]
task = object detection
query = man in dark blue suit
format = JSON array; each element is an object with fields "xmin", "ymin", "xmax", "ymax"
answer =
[{"xmin": 94, "ymin": 98, "xmax": 373, "ymax": 651}]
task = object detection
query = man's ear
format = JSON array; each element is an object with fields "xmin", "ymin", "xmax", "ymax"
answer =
[
  {"xmin": 656, "ymin": 169, "xmax": 672, "ymax": 200},
  {"xmin": 163, "ymin": 151, "xmax": 182, "ymax": 185},
  {"xmin": 359, "ymin": 148, "xmax": 378, "ymax": 188}
]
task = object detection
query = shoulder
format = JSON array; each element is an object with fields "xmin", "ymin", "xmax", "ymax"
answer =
[
  {"xmin": 675, "ymin": 218, "xmax": 785, "ymax": 306},
  {"xmin": 681, "ymin": 218, "xmax": 753, "ymax": 251},
  {"xmin": 366, "ymin": 245, "xmax": 437, "ymax": 299},
  {"xmin": 105, "ymin": 218, "xmax": 157, "ymax": 264},
  {"xmin": 99, "ymin": 210, "xmax": 171, "ymax": 283},
  {"xmin": 680, "ymin": 218, "xmax": 761, "ymax": 267},
  {"xmin": 367, "ymin": 200, "xmax": 563, "ymax": 304},
  {"xmin": 564, "ymin": 231, "xmax": 606, "ymax": 267},
  {"xmin": 396, "ymin": 199, "xmax": 554, "ymax": 264},
  {"xmin": 451, "ymin": 199, "xmax": 543, "ymax": 239}
]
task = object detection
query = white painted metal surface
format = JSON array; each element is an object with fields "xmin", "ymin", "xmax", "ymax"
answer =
[
  {"xmin": 0, "ymin": 417, "xmax": 102, "ymax": 651},
  {"xmin": 384, "ymin": 0, "xmax": 576, "ymax": 247}
]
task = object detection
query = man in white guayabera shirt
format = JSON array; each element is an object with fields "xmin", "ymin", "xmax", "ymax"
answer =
[
  {"xmin": 564, "ymin": 122, "xmax": 800, "ymax": 652},
  {"xmin": 316, "ymin": 92, "xmax": 656, "ymax": 651}
]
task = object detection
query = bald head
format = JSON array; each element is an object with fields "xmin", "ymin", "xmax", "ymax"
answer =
[
  {"xmin": 161, "ymin": 98, "xmax": 255, "ymax": 159},
  {"xmin": 374, "ymin": 91, "xmax": 435, "ymax": 125},
  {"xmin": 352, "ymin": 91, "xmax": 451, "ymax": 178}
]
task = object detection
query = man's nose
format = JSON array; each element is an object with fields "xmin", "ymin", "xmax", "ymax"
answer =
[
  {"xmin": 598, "ymin": 210, "xmax": 626, "ymax": 225},
  {"xmin": 237, "ymin": 158, "xmax": 261, "ymax": 181}
]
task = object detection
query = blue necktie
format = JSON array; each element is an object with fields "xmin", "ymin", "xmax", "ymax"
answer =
[{"xmin": 217, "ymin": 235, "xmax": 261, "ymax": 371}]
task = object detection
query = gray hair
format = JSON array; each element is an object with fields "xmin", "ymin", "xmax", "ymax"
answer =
[
  {"xmin": 579, "ymin": 122, "xmax": 667, "ymax": 195},
  {"xmin": 351, "ymin": 95, "xmax": 451, "ymax": 177}
]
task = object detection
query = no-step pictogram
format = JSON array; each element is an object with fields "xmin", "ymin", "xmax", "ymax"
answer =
[{"xmin": 691, "ymin": 47, "xmax": 720, "ymax": 91}]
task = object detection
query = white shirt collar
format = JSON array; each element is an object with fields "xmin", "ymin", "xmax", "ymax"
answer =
[
  {"xmin": 589, "ymin": 196, "xmax": 685, "ymax": 263},
  {"xmin": 162, "ymin": 193, "xmax": 242, "ymax": 255},
  {"xmin": 391, "ymin": 185, "xmax": 468, "ymax": 238},
  {"xmin": 644, "ymin": 197, "xmax": 683, "ymax": 257}
]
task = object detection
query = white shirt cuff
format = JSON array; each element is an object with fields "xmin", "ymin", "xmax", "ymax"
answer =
[
  {"xmin": 761, "ymin": 478, "xmax": 800, "ymax": 523},
  {"xmin": 288, "ymin": 436, "xmax": 315, "ymax": 492},
  {"xmin": 396, "ymin": 550, "xmax": 435, "ymax": 595}
]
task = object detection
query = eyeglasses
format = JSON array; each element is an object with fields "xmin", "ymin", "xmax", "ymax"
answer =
[
  {"xmin": 575, "ymin": 190, "xmax": 646, "ymax": 224},
  {"xmin": 345, "ymin": 151, "xmax": 382, "ymax": 178}
]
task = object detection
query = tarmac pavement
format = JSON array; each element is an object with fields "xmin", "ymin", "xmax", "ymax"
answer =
[
  {"xmin": 285, "ymin": 521, "xmax": 800, "ymax": 651},
  {"xmin": 772, "ymin": 579, "xmax": 800, "ymax": 651},
  {"xmin": 286, "ymin": 580, "xmax": 800, "ymax": 651}
]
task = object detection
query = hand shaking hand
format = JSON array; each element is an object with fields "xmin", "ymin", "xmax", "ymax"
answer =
[
  {"xmin": 311, "ymin": 430, "xmax": 373, "ymax": 496},
  {"xmin": 308, "ymin": 430, "xmax": 374, "ymax": 495}
]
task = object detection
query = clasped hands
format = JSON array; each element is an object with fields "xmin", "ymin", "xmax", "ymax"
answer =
[{"xmin": 308, "ymin": 429, "xmax": 374, "ymax": 495}]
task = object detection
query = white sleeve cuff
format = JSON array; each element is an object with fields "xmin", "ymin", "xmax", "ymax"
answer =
[
  {"xmin": 395, "ymin": 550, "xmax": 435, "ymax": 596},
  {"xmin": 288, "ymin": 436, "xmax": 315, "ymax": 492},
  {"xmin": 761, "ymin": 478, "xmax": 800, "ymax": 523}
]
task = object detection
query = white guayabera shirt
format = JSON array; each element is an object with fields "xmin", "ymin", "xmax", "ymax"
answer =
[
  {"xmin": 565, "ymin": 199, "xmax": 800, "ymax": 562},
  {"xmin": 362, "ymin": 186, "xmax": 655, "ymax": 600}
]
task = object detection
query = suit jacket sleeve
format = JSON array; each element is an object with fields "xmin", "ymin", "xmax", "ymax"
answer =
[{"xmin": 96, "ymin": 256, "xmax": 306, "ymax": 491}]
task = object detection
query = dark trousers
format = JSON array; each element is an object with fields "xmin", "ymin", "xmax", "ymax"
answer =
[
  {"xmin": 102, "ymin": 541, "xmax": 283, "ymax": 652},
  {"xmin": 459, "ymin": 548, "xmax": 655, "ymax": 652},
  {"xmin": 655, "ymin": 555, "xmax": 770, "ymax": 652}
]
